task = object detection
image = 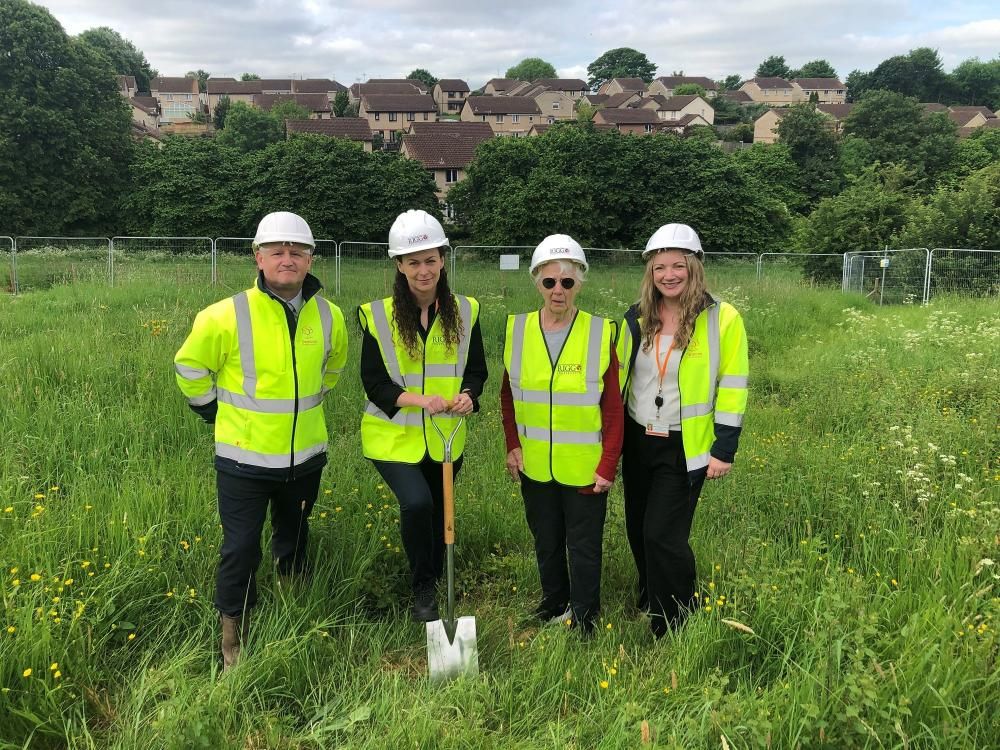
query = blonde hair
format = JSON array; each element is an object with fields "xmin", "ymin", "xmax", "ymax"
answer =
[{"xmin": 637, "ymin": 251, "xmax": 707, "ymax": 351}]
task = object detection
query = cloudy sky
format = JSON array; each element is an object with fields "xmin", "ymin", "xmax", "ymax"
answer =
[{"xmin": 40, "ymin": 0, "xmax": 1000, "ymax": 86}]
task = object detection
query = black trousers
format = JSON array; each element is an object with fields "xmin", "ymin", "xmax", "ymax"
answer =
[
  {"xmin": 214, "ymin": 468, "xmax": 322, "ymax": 617},
  {"xmin": 521, "ymin": 473, "xmax": 608, "ymax": 628},
  {"xmin": 621, "ymin": 417, "xmax": 705, "ymax": 637},
  {"xmin": 371, "ymin": 456, "xmax": 463, "ymax": 590}
]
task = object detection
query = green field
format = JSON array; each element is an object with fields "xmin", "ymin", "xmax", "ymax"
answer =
[{"xmin": 1, "ymin": 259, "xmax": 998, "ymax": 749}]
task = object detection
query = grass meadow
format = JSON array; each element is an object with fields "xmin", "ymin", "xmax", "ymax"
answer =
[{"xmin": 1, "ymin": 252, "xmax": 998, "ymax": 749}]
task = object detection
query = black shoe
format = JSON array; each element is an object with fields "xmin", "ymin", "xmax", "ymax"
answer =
[
  {"xmin": 411, "ymin": 581, "xmax": 439, "ymax": 622},
  {"xmin": 533, "ymin": 602, "xmax": 569, "ymax": 624}
]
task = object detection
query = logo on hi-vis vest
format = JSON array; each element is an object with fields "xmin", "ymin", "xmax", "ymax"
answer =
[
  {"xmin": 684, "ymin": 337, "xmax": 702, "ymax": 358},
  {"xmin": 557, "ymin": 363, "xmax": 582, "ymax": 373},
  {"xmin": 301, "ymin": 325, "xmax": 318, "ymax": 345},
  {"xmin": 409, "ymin": 233, "xmax": 429, "ymax": 245},
  {"xmin": 431, "ymin": 335, "xmax": 447, "ymax": 345}
]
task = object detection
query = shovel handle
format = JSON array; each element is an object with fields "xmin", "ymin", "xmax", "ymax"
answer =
[{"xmin": 443, "ymin": 460, "xmax": 455, "ymax": 544}]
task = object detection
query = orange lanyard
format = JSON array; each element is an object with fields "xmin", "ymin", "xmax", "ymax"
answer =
[{"xmin": 654, "ymin": 334, "xmax": 675, "ymax": 416}]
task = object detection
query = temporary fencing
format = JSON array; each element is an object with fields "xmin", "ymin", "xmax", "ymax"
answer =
[
  {"xmin": 110, "ymin": 237, "xmax": 214, "ymax": 286},
  {"xmin": 927, "ymin": 249, "xmax": 1000, "ymax": 299},
  {"xmin": 1, "ymin": 237, "xmax": 13, "ymax": 294},
  {"xmin": 757, "ymin": 253, "xmax": 844, "ymax": 285},
  {"xmin": 13, "ymin": 237, "xmax": 112, "ymax": 294},
  {"xmin": 338, "ymin": 242, "xmax": 392, "ymax": 298},
  {"xmin": 213, "ymin": 238, "xmax": 337, "ymax": 292},
  {"xmin": 843, "ymin": 248, "xmax": 930, "ymax": 305}
]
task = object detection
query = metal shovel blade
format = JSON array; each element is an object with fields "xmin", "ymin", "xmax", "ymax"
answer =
[{"xmin": 426, "ymin": 616, "xmax": 479, "ymax": 681}]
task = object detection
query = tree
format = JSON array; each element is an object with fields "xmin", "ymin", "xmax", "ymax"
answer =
[
  {"xmin": 774, "ymin": 104, "xmax": 842, "ymax": 206},
  {"xmin": 76, "ymin": 26, "xmax": 157, "ymax": 92},
  {"xmin": 505, "ymin": 57, "xmax": 557, "ymax": 82},
  {"xmin": 1, "ymin": 1, "xmax": 133, "ymax": 235},
  {"xmin": 240, "ymin": 72, "xmax": 261, "ymax": 81},
  {"xmin": 938, "ymin": 129, "xmax": 1000, "ymax": 185},
  {"xmin": 756, "ymin": 55, "xmax": 791, "ymax": 79},
  {"xmin": 186, "ymin": 69, "xmax": 210, "ymax": 93},
  {"xmin": 268, "ymin": 100, "xmax": 313, "ymax": 122},
  {"xmin": 844, "ymin": 69, "xmax": 872, "ymax": 102},
  {"xmin": 333, "ymin": 90, "xmax": 350, "ymax": 117},
  {"xmin": 732, "ymin": 143, "xmax": 806, "ymax": 214},
  {"xmin": 587, "ymin": 48, "xmax": 657, "ymax": 90},
  {"xmin": 790, "ymin": 59, "xmax": 838, "ymax": 79},
  {"xmin": 950, "ymin": 57, "xmax": 1000, "ymax": 108},
  {"xmin": 848, "ymin": 48, "xmax": 950, "ymax": 103},
  {"xmin": 407, "ymin": 68, "xmax": 437, "ymax": 89},
  {"xmin": 673, "ymin": 83, "xmax": 706, "ymax": 97},
  {"xmin": 213, "ymin": 95, "xmax": 231, "ymax": 130},
  {"xmin": 215, "ymin": 102, "xmax": 283, "ymax": 153},
  {"xmin": 719, "ymin": 74, "xmax": 743, "ymax": 91},
  {"xmin": 575, "ymin": 102, "xmax": 597, "ymax": 123}
]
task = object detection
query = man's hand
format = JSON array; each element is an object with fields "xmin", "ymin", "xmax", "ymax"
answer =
[
  {"xmin": 506, "ymin": 448, "xmax": 524, "ymax": 482},
  {"xmin": 451, "ymin": 392, "xmax": 474, "ymax": 415},
  {"xmin": 706, "ymin": 457, "xmax": 732, "ymax": 480},
  {"xmin": 422, "ymin": 395, "xmax": 450, "ymax": 414},
  {"xmin": 592, "ymin": 472, "xmax": 613, "ymax": 493}
]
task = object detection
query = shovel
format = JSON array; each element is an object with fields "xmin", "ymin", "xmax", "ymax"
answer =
[{"xmin": 426, "ymin": 410, "xmax": 479, "ymax": 681}]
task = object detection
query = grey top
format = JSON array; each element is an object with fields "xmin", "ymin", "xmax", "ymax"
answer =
[
  {"xmin": 628, "ymin": 333, "xmax": 682, "ymax": 429},
  {"xmin": 543, "ymin": 326, "xmax": 572, "ymax": 363}
]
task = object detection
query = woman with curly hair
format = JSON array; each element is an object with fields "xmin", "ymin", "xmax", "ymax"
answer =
[
  {"xmin": 616, "ymin": 223, "xmax": 748, "ymax": 638},
  {"xmin": 358, "ymin": 210, "xmax": 487, "ymax": 621}
]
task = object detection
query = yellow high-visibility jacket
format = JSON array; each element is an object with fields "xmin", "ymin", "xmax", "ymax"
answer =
[
  {"xmin": 616, "ymin": 295, "xmax": 748, "ymax": 478},
  {"xmin": 174, "ymin": 273, "xmax": 348, "ymax": 478},
  {"xmin": 503, "ymin": 310, "xmax": 614, "ymax": 487},
  {"xmin": 358, "ymin": 294, "xmax": 479, "ymax": 463}
]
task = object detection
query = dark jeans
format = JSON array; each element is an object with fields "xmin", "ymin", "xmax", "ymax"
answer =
[
  {"xmin": 622, "ymin": 417, "xmax": 705, "ymax": 637},
  {"xmin": 371, "ymin": 456, "xmax": 463, "ymax": 590},
  {"xmin": 214, "ymin": 468, "xmax": 322, "ymax": 617},
  {"xmin": 521, "ymin": 473, "xmax": 608, "ymax": 629}
]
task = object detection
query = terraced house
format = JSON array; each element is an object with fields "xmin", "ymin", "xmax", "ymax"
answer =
[
  {"xmin": 400, "ymin": 121, "xmax": 494, "ymax": 210},
  {"xmin": 359, "ymin": 94, "xmax": 438, "ymax": 142},
  {"xmin": 432, "ymin": 79, "xmax": 470, "ymax": 114},
  {"xmin": 461, "ymin": 96, "xmax": 542, "ymax": 136},
  {"xmin": 151, "ymin": 76, "xmax": 201, "ymax": 124}
]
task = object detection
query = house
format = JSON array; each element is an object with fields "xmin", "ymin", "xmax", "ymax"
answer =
[
  {"xmin": 286, "ymin": 118, "xmax": 374, "ymax": 151},
  {"xmin": 349, "ymin": 81, "xmax": 423, "ymax": 102},
  {"xmin": 739, "ymin": 78, "xmax": 806, "ymax": 106},
  {"xmin": 792, "ymin": 78, "xmax": 847, "ymax": 104},
  {"xmin": 482, "ymin": 78, "xmax": 526, "ymax": 95},
  {"xmin": 656, "ymin": 113, "xmax": 713, "ymax": 135},
  {"xmin": 816, "ymin": 103, "xmax": 855, "ymax": 132},
  {"xmin": 206, "ymin": 79, "xmax": 261, "ymax": 118},
  {"xmin": 259, "ymin": 93, "xmax": 332, "ymax": 119},
  {"xmin": 638, "ymin": 94, "xmax": 715, "ymax": 125},
  {"xmin": 531, "ymin": 78, "xmax": 589, "ymax": 98},
  {"xmin": 291, "ymin": 79, "xmax": 348, "ymax": 97},
  {"xmin": 531, "ymin": 88, "xmax": 578, "ymax": 122},
  {"xmin": 648, "ymin": 76, "xmax": 718, "ymax": 99},
  {"xmin": 597, "ymin": 77, "xmax": 647, "ymax": 95},
  {"xmin": 505, "ymin": 82, "xmax": 536, "ymax": 96},
  {"xmin": 592, "ymin": 107, "xmax": 660, "ymax": 134},
  {"xmin": 432, "ymin": 79, "xmax": 470, "ymax": 114},
  {"xmin": 947, "ymin": 106, "xmax": 996, "ymax": 129},
  {"xmin": 367, "ymin": 78, "xmax": 430, "ymax": 94},
  {"xmin": 461, "ymin": 96, "xmax": 542, "ymax": 135},
  {"xmin": 130, "ymin": 96, "xmax": 160, "ymax": 130},
  {"xmin": 753, "ymin": 109, "xmax": 785, "ymax": 143},
  {"xmin": 117, "ymin": 75, "xmax": 138, "ymax": 98},
  {"xmin": 359, "ymin": 94, "xmax": 437, "ymax": 142},
  {"xmin": 400, "ymin": 122, "xmax": 494, "ymax": 205},
  {"xmin": 720, "ymin": 90, "xmax": 754, "ymax": 106},
  {"xmin": 150, "ymin": 76, "xmax": 201, "ymax": 124},
  {"xmin": 527, "ymin": 122, "xmax": 615, "ymax": 136}
]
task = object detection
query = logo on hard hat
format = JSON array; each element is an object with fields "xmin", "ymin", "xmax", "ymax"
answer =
[
  {"xmin": 409, "ymin": 234, "xmax": 429, "ymax": 245},
  {"xmin": 551, "ymin": 247, "xmax": 570, "ymax": 254}
]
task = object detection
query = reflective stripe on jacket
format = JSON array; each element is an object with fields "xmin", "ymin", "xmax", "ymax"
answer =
[
  {"xmin": 174, "ymin": 275, "xmax": 348, "ymax": 475},
  {"xmin": 503, "ymin": 309, "xmax": 614, "ymax": 487},
  {"xmin": 616, "ymin": 295, "xmax": 748, "ymax": 476},
  {"xmin": 358, "ymin": 294, "xmax": 478, "ymax": 463}
]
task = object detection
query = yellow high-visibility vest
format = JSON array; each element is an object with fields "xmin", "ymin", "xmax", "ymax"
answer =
[
  {"xmin": 174, "ymin": 279, "xmax": 348, "ymax": 472},
  {"xmin": 616, "ymin": 298, "xmax": 748, "ymax": 474},
  {"xmin": 503, "ymin": 310, "xmax": 613, "ymax": 487},
  {"xmin": 358, "ymin": 294, "xmax": 479, "ymax": 463}
]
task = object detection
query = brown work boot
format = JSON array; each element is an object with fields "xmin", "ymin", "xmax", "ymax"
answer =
[{"xmin": 221, "ymin": 612, "xmax": 250, "ymax": 671}]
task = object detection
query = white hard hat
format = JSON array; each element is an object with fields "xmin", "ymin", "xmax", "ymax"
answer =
[
  {"xmin": 643, "ymin": 223, "xmax": 703, "ymax": 259},
  {"xmin": 388, "ymin": 209, "xmax": 448, "ymax": 257},
  {"xmin": 529, "ymin": 234, "xmax": 588, "ymax": 274},
  {"xmin": 253, "ymin": 211, "xmax": 315, "ymax": 249}
]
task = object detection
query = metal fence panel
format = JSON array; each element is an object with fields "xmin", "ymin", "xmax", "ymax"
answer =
[
  {"xmin": 12, "ymin": 237, "xmax": 111, "ymax": 293},
  {"xmin": 338, "ymin": 241, "xmax": 392, "ymax": 300},
  {"xmin": 213, "ymin": 237, "xmax": 337, "ymax": 293},
  {"xmin": 757, "ymin": 252, "xmax": 844, "ymax": 286},
  {"xmin": 844, "ymin": 248, "xmax": 930, "ymax": 305},
  {"xmin": 111, "ymin": 237, "xmax": 214, "ymax": 286},
  {"xmin": 928, "ymin": 248, "xmax": 1000, "ymax": 299},
  {"xmin": 0, "ymin": 237, "xmax": 12, "ymax": 294}
]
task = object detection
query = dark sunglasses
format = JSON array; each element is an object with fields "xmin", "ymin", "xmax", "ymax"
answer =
[{"xmin": 541, "ymin": 277, "xmax": 576, "ymax": 290}]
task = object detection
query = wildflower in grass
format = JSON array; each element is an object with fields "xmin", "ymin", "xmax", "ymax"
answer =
[
  {"xmin": 606, "ymin": 622, "xmax": 612, "ymax": 630},
  {"xmin": 179, "ymin": 540, "xmax": 190, "ymax": 551},
  {"xmin": 609, "ymin": 667, "xmax": 617, "ymax": 676},
  {"xmin": 891, "ymin": 579, "xmax": 898, "ymax": 587},
  {"xmin": 54, "ymin": 671, "xmax": 61, "ymax": 679},
  {"xmin": 34, "ymin": 493, "xmax": 44, "ymax": 499},
  {"xmin": 12, "ymin": 579, "xmax": 19, "ymax": 587},
  {"xmin": 7, "ymin": 626, "xmax": 15, "ymax": 634},
  {"xmin": 335, "ymin": 507, "xmax": 342, "ymax": 512},
  {"xmin": 663, "ymin": 687, "xmax": 671, "ymax": 694},
  {"xmin": 319, "ymin": 512, "xmax": 327, "ymax": 519},
  {"xmin": 324, "ymin": 489, "xmax": 332, "ymax": 495},
  {"xmin": 49, "ymin": 663, "xmax": 58, "ymax": 671},
  {"xmin": 30, "ymin": 573, "xmax": 41, "ymax": 582},
  {"xmin": 128, "ymin": 633, "xmax": 136, "ymax": 641},
  {"xmin": 23, "ymin": 668, "xmax": 32, "ymax": 677},
  {"xmin": 50, "ymin": 486, "xmax": 59, "ymax": 492},
  {"xmin": 80, "ymin": 561, "xmax": 90, "ymax": 569},
  {"xmin": 64, "ymin": 579, "xmax": 73, "ymax": 586},
  {"xmin": 3, "ymin": 507, "xmax": 11, "ymax": 513},
  {"xmin": 599, "ymin": 680, "xmax": 609, "ymax": 689}
]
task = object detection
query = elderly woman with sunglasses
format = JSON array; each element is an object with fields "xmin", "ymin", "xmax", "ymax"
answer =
[{"xmin": 500, "ymin": 235, "xmax": 624, "ymax": 634}]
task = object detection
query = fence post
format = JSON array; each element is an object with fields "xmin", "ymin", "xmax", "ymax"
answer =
[
  {"xmin": 924, "ymin": 249, "xmax": 934, "ymax": 304},
  {"xmin": 8, "ymin": 237, "xmax": 17, "ymax": 295},
  {"xmin": 211, "ymin": 239, "xmax": 217, "ymax": 286},
  {"xmin": 335, "ymin": 241, "xmax": 341, "ymax": 296}
]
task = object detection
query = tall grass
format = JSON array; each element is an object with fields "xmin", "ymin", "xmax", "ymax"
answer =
[{"xmin": 1, "ymin": 261, "xmax": 997, "ymax": 748}]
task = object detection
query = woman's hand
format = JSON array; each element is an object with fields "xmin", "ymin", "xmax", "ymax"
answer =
[
  {"xmin": 706, "ymin": 457, "xmax": 732, "ymax": 480},
  {"xmin": 451, "ymin": 392, "xmax": 474, "ymax": 415},
  {"xmin": 592, "ymin": 472, "xmax": 613, "ymax": 493},
  {"xmin": 422, "ymin": 395, "xmax": 450, "ymax": 414},
  {"xmin": 506, "ymin": 448, "xmax": 524, "ymax": 482}
]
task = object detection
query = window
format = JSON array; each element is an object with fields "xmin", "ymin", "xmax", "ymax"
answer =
[
  {"xmin": 644, "ymin": 124, "xmax": 653, "ymax": 133},
  {"xmin": 185, "ymin": 94, "xmax": 192, "ymax": 101},
  {"xmin": 423, "ymin": 112, "xmax": 429, "ymax": 120},
  {"xmin": 374, "ymin": 112, "xmax": 380, "ymax": 121},
  {"xmin": 548, "ymin": 116, "xmax": 555, "ymax": 124},
  {"xmin": 388, "ymin": 112, "xmax": 397, "ymax": 121},
  {"xmin": 481, "ymin": 115, "xmax": 487, "ymax": 122},
  {"xmin": 442, "ymin": 202, "xmax": 455, "ymax": 219},
  {"xmin": 164, "ymin": 94, "xmax": 173, "ymax": 100},
  {"xmin": 449, "ymin": 91, "xmax": 456, "ymax": 98},
  {"xmin": 407, "ymin": 112, "xmax": 415, "ymax": 121},
  {"xmin": 496, "ymin": 114, "xmax": 504, "ymax": 123},
  {"xmin": 511, "ymin": 114, "xmax": 519, "ymax": 123},
  {"xmin": 552, "ymin": 102, "xmax": 560, "ymax": 110},
  {"xmin": 445, "ymin": 168, "xmax": 458, "ymax": 183}
]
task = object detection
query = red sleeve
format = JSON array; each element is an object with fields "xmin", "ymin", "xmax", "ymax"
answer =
[
  {"xmin": 596, "ymin": 348, "xmax": 624, "ymax": 482},
  {"xmin": 500, "ymin": 370, "xmax": 520, "ymax": 454}
]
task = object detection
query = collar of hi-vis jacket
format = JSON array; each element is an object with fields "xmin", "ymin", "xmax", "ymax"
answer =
[{"xmin": 624, "ymin": 291, "xmax": 717, "ymax": 347}]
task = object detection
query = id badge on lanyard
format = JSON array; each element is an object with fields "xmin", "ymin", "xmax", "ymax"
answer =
[{"xmin": 646, "ymin": 334, "xmax": 675, "ymax": 439}]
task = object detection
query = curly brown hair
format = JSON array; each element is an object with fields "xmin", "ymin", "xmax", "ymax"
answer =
[
  {"xmin": 391, "ymin": 253, "xmax": 463, "ymax": 359},
  {"xmin": 637, "ymin": 251, "xmax": 707, "ymax": 352}
]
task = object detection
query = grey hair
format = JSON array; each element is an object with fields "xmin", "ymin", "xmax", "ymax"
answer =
[{"xmin": 531, "ymin": 259, "xmax": 587, "ymax": 284}]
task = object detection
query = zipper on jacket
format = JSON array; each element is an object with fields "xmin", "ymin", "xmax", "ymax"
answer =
[
  {"xmin": 541, "ymin": 309, "xmax": 578, "ymax": 484},
  {"xmin": 286, "ymin": 305, "xmax": 300, "ymax": 479}
]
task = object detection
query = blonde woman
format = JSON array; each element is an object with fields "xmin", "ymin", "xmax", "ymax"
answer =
[{"xmin": 615, "ymin": 223, "xmax": 748, "ymax": 638}]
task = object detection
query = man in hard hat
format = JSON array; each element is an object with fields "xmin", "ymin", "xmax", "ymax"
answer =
[{"xmin": 174, "ymin": 211, "xmax": 349, "ymax": 670}]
